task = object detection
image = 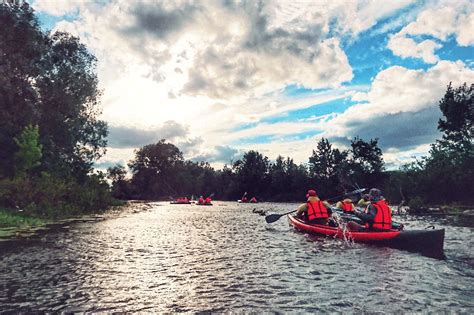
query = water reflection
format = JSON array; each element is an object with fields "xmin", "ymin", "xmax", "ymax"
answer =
[{"xmin": 0, "ymin": 202, "xmax": 472, "ymax": 312}]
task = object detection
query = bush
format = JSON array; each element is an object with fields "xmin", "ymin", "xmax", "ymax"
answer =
[{"xmin": 0, "ymin": 172, "xmax": 116, "ymax": 219}]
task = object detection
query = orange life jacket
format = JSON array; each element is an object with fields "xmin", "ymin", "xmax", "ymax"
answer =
[
  {"xmin": 365, "ymin": 200, "xmax": 392, "ymax": 230},
  {"xmin": 341, "ymin": 201, "xmax": 354, "ymax": 212},
  {"xmin": 307, "ymin": 200, "xmax": 329, "ymax": 220}
]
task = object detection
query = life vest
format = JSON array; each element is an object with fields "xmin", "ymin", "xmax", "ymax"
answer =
[
  {"xmin": 205, "ymin": 197, "xmax": 212, "ymax": 204},
  {"xmin": 250, "ymin": 197, "xmax": 257, "ymax": 203},
  {"xmin": 365, "ymin": 200, "xmax": 392, "ymax": 230},
  {"xmin": 341, "ymin": 201, "xmax": 354, "ymax": 212},
  {"xmin": 307, "ymin": 200, "xmax": 329, "ymax": 220},
  {"xmin": 198, "ymin": 197, "xmax": 204, "ymax": 204},
  {"xmin": 241, "ymin": 197, "xmax": 248, "ymax": 203}
]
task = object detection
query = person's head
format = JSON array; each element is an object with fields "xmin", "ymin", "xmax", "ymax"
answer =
[
  {"xmin": 368, "ymin": 188, "xmax": 382, "ymax": 202},
  {"xmin": 306, "ymin": 189, "xmax": 317, "ymax": 199},
  {"xmin": 362, "ymin": 194, "xmax": 370, "ymax": 201}
]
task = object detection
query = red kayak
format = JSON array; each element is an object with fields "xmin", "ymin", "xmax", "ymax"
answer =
[{"xmin": 288, "ymin": 215, "xmax": 445, "ymax": 258}]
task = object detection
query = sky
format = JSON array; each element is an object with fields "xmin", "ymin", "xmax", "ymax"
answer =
[{"xmin": 32, "ymin": 0, "xmax": 474, "ymax": 170}]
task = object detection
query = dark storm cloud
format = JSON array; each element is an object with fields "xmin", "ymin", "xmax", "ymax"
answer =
[
  {"xmin": 328, "ymin": 107, "xmax": 442, "ymax": 151},
  {"xmin": 108, "ymin": 120, "xmax": 189, "ymax": 148},
  {"xmin": 192, "ymin": 145, "xmax": 241, "ymax": 163},
  {"xmin": 122, "ymin": 2, "xmax": 199, "ymax": 39}
]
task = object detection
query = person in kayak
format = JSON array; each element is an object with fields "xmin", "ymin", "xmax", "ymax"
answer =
[
  {"xmin": 357, "ymin": 194, "xmax": 370, "ymax": 207},
  {"xmin": 198, "ymin": 195, "xmax": 205, "ymax": 205},
  {"xmin": 250, "ymin": 197, "xmax": 257, "ymax": 203},
  {"xmin": 348, "ymin": 188, "xmax": 392, "ymax": 231},
  {"xmin": 241, "ymin": 196, "xmax": 248, "ymax": 203},
  {"xmin": 295, "ymin": 189, "xmax": 333, "ymax": 224},
  {"xmin": 205, "ymin": 196, "xmax": 212, "ymax": 204},
  {"xmin": 336, "ymin": 198, "xmax": 354, "ymax": 213}
]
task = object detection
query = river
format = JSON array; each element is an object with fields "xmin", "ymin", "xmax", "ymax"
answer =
[{"xmin": 0, "ymin": 201, "xmax": 473, "ymax": 312}]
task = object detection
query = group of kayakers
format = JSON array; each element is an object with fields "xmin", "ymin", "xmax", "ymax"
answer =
[
  {"xmin": 295, "ymin": 188, "xmax": 392, "ymax": 231},
  {"xmin": 240, "ymin": 196, "xmax": 258, "ymax": 203},
  {"xmin": 197, "ymin": 195, "xmax": 213, "ymax": 205}
]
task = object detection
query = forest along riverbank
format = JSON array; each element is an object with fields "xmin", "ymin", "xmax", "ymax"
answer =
[{"xmin": 0, "ymin": 201, "xmax": 472, "ymax": 313}]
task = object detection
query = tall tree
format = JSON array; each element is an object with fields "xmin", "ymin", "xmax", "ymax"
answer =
[
  {"xmin": 13, "ymin": 124, "xmax": 42, "ymax": 177},
  {"xmin": 128, "ymin": 140, "xmax": 184, "ymax": 199},
  {"xmin": 348, "ymin": 137, "xmax": 384, "ymax": 188},
  {"xmin": 0, "ymin": 3, "xmax": 108, "ymax": 179},
  {"xmin": 233, "ymin": 150, "xmax": 269, "ymax": 197}
]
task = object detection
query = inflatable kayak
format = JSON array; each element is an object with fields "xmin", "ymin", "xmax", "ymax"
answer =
[{"xmin": 288, "ymin": 215, "xmax": 445, "ymax": 258}]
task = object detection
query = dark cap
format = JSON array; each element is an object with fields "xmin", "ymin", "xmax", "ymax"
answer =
[{"xmin": 369, "ymin": 188, "xmax": 382, "ymax": 201}]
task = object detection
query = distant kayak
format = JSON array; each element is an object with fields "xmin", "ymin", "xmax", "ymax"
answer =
[
  {"xmin": 288, "ymin": 215, "xmax": 445, "ymax": 258},
  {"xmin": 196, "ymin": 203, "xmax": 213, "ymax": 206},
  {"xmin": 170, "ymin": 201, "xmax": 191, "ymax": 204}
]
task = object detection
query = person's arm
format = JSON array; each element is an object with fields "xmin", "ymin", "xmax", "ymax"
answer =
[
  {"xmin": 355, "ymin": 205, "xmax": 376, "ymax": 223},
  {"xmin": 357, "ymin": 199, "xmax": 369, "ymax": 207},
  {"xmin": 335, "ymin": 201, "xmax": 343, "ymax": 209},
  {"xmin": 295, "ymin": 203, "xmax": 307, "ymax": 217},
  {"xmin": 323, "ymin": 201, "xmax": 333, "ymax": 215}
]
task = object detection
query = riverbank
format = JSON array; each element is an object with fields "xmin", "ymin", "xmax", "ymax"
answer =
[{"xmin": 0, "ymin": 201, "xmax": 153, "ymax": 240}]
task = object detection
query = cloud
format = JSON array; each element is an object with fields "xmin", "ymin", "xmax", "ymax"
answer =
[
  {"xmin": 32, "ymin": 0, "xmax": 84, "ymax": 16},
  {"xmin": 322, "ymin": 60, "xmax": 474, "ymax": 151},
  {"xmin": 191, "ymin": 145, "xmax": 241, "ymax": 163},
  {"xmin": 108, "ymin": 120, "xmax": 189, "ymax": 148},
  {"xmin": 388, "ymin": 1, "xmax": 474, "ymax": 62},
  {"xmin": 388, "ymin": 35, "xmax": 441, "ymax": 64}
]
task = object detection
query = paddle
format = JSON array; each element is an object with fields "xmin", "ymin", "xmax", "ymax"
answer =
[{"xmin": 265, "ymin": 188, "xmax": 367, "ymax": 224}]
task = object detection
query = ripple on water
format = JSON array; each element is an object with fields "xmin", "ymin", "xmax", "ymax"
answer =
[{"xmin": 0, "ymin": 201, "xmax": 473, "ymax": 312}]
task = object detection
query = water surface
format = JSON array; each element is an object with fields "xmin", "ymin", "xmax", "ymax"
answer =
[{"xmin": 0, "ymin": 202, "xmax": 472, "ymax": 312}]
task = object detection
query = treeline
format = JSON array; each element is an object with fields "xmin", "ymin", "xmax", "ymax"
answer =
[
  {"xmin": 109, "ymin": 82, "xmax": 473, "ymax": 207},
  {"xmin": 107, "ymin": 136, "xmax": 385, "ymax": 202},
  {"xmin": 0, "ymin": 3, "xmax": 114, "ymax": 218}
]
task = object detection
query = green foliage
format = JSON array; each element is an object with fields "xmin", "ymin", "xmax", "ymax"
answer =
[
  {"xmin": 233, "ymin": 150, "xmax": 270, "ymax": 198},
  {"xmin": 107, "ymin": 164, "xmax": 130, "ymax": 199},
  {"xmin": 13, "ymin": 124, "xmax": 42, "ymax": 176},
  {"xmin": 0, "ymin": 172, "xmax": 114, "ymax": 219},
  {"xmin": 0, "ymin": 208, "xmax": 47, "ymax": 228},
  {"xmin": 0, "ymin": 3, "xmax": 108, "ymax": 179}
]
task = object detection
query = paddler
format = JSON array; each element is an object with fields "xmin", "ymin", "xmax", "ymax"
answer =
[
  {"xmin": 198, "ymin": 195, "xmax": 204, "ymax": 205},
  {"xmin": 348, "ymin": 188, "xmax": 392, "ymax": 231},
  {"xmin": 336, "ymin": 198, "xmax": 355, "ymax": 213},
  {"xmin": 250, "ymin": 197, "xmax": 257, "ymax": 203},
  {"xmin": 295, "ymin": 189, "xmax": 333, "ymax": 225},
  {"xmin": 204, "ymin": 196, "xmax": 212, "ymax": 204}
]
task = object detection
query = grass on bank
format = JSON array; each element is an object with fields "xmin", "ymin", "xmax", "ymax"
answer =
[{"xmin": 0, "ymin": 208, "xmax": 48, "ymax": 228}]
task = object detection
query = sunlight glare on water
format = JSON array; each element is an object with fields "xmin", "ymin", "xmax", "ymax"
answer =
[{"xmin": 0, "ymin": 201, "xmax": 473, "ymax": 312}]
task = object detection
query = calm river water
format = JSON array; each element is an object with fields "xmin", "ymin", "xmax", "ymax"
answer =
[{"xmin": 0, "ymin": 201, "xmax": 473, "ymax": 312}]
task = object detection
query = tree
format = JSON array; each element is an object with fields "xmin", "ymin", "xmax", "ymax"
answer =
[
  {"xmin": 128, "ymin": 140, "xmax": 184, "ymax": 198},
  {"xmin": 13, "ymin": 125, "xmax": 43, "ymax": 177},
  {"xmin": 0, "ymin": 3, "xmax": 108, "ymax": 179},
  {"xmin": 422, "ymin": 83, "xmax": 474, "ymax": 203},
  {"xmin": 106, "ymin": 164, "xmax": 129, "ymax": 199},
  {"xmin": 308, "ymin": 138, "xmax": 349, "ymax": 197},
  {"xmin": 233, "ymin": 150, "xmax": 269, "ymax": 197},
  {"xmin": 348, "ymin": 137, "xmax": 384, "ymax": 188}
]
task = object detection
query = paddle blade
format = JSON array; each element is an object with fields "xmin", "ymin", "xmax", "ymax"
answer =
[{"xmin": 265, "ymin": 213, "xmax": 283, "ymax": 224}]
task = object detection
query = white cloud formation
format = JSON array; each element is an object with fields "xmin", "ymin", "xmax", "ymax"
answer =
[
  {"xmin": 323, "ymin": 60, "xmax": 474, "ymax": 150},
  {"xmin": 32, "ymin": 0, "xmax": 473, "ymax": 169},
  {"xmin": 388, "ymin": 1, "xmax": 474, "ymax": 62}
]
